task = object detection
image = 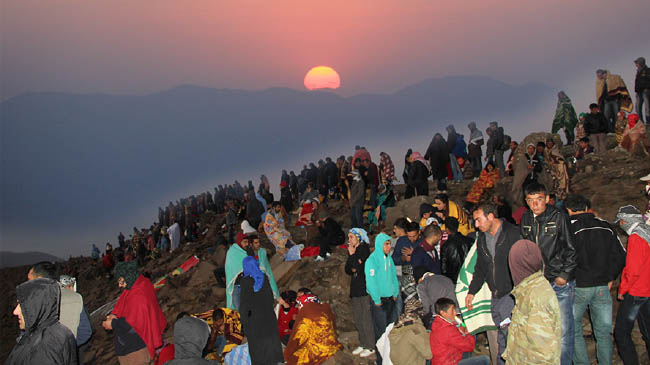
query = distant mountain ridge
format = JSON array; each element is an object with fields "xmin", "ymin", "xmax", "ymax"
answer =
[
  {"xmin": 0, "ymin": 251, "xmax": 63, "ymax": 268},
  {"xmin": 0, "ymin": 75, "xmax": 555, "ymax": 255}
]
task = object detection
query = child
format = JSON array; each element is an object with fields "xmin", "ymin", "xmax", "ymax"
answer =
[{"xmin": 430, "ymin": 298, "xmax": 489, "ymax": 365}]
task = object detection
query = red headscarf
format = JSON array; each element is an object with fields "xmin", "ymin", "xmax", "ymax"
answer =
[
  {"xmin": 113, "ymin": 275, "xmax": 167, "ymax": 359},
  {"xmin": 628, "ymin": 113, "xmax": 640, "ymax": 128}
]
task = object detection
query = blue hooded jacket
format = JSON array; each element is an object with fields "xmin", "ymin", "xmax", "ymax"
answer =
[{"xmin": 364, "ymin": 233, "xmax": 400, "ymax": 305}]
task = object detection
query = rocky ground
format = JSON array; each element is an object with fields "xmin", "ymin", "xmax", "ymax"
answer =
[{"xmin": 1, "ymin": 136, "xmax": 649, "ymax": 364}]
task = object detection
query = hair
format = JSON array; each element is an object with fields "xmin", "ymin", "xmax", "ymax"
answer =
[
  {"xmin": 413, "ymin": 266, "xmax": 428, "ymax": 283},
  {"xmin": 548, "ymin": 193, "xmax": 557, "ymax": 200},
  {"xmin": 475, "ymin": 203, "xmax": 499, "ymax": 219},
  {"xmin": 247, "ymin": 234, "xmax": 259, "ymax": 241},
  {"xmin": 271, "ymin": 201, "xmax": 281, "ymax": 208},
  {"xmin": 393, "ymin": 217, "xmax": 410, "ymax": 231},
  {"xmin": 579, "ymin": 137, "xmax": 589, "ymax": 143},
  {"xmin": 280, "ymin": 290, "xmax": 298, "ymax": 304},
  {"xmin": 589, "ymin": 103, "xmax": 599, "ymax": 110},
  {"xmin": 434, "ymin": 194, "xmax": 449, "ymax": 205},
  {"xmin": 407, "ymin": 221, "xmax": 420, "ymax": 233},
  {"xmin": 564, "ymin": 194, "xmax": 591, "ymax": 212},
  {"xmin": 176, "ymin": 311, "xmax": 190, "ymax": 321},
  {"xmin": 297, "ymin": 287, "xmax": 312, "ymax": 295},
  {"xmin": 536, "ymin": 141, "xmax": 546, "ymax": 148},
  {"xmin": 524, "ymin": 182, "xmax": 547, "ymax": 197},
  {"xmin": 444, "ymin": 217, "xmax": 460, "ymax": 233},
  {"xmin": 423, "ymin": 224, "xmax": 442, "ymax": 239},
  {"xmin": 30, "ymin": 261, "xmax": 57, "ymax": 280},
  {"xmin": 212, "ymin": 308, "xmax": 225, "ymax": 322},
  {"xmin": 511, "ymin": 141, "xmax": 518, "ymax": 146},
  {"xmin": 434, "ymin": 297, "xmax": 456, "ymax": 315}
]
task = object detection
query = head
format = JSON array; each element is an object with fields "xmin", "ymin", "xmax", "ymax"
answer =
[
  {"xmin": 526, "ymin": 143, "xmax": 536, "ymax": 155},
  {"xmin": 596, "ymin": 69, "xmax": 607, "ymax": 80},
  {"xmin": 635, "ymin": 57, "xmax": 646, "ymax": 69},
  {"xmin": 548, "ymin": 193, "xmax": 557, "ymax": 206},
  {"xmin": 444, "ymin": 217, "xmax": 460, "ymax": 235},
  {"xmin": 173, "ymin": 315, "xmax": 211, "ymax": 359},
  {"xmin": 579, "ymin": 112, "xmax": 586, "ymax": 122},
  {"xmin": 212, "ymin": 308, "xmax": 225, "ymax": 329},
  {"xmin": 393, "ymin": 217, "xmax": 409, "ymax": 237},
  {"xmin": 375, "ymin": 233, "xmax": 392, "ymax": 255},
  {"xmin": 616, "ymin": 205, "xmax": 644, "ymax": 235},
  {"xmin": 113, "ymin": 261, "xmax": 139, "ymax": 289},
  {"xmin": 27, "ymin": 261, "xmax": 57, "ymax": 281},
  {"xmin": 59, "ymin": 275, "xmax": 76, "ymax": 292},
  {"xmin": 433, "ymin": 194, "xmax": 449, "ymax": 211},
  {"xmin": 564, "ymin": 194, "xmax": 590, "ymax": 215},
  {"xmin": 435, "ymin": 298, "xmax": 457, "ymax": 321},
  {"xmin": 545, "ymin": 138, "xmax": 554, "ymax": 149},
  {"xmin": 510, "ymin": 141, "xmax": 518, "ymax": 151},
  {"xmin": 297, "ymin": 287, "xmax": 312, "ymax": 297},
  {"xmin": 406, "ymin": 222, "xmax": 421, "ymax": 243},
  {"xmin": 589, "ymin": 103, "xmax": 600, "ymax": 114},
  {"xmin": 468, "ymin": 122, "xmax": 476, "ymax": 130},
  {"xmin": 508, "ymin": 240, "xmax": 544, "ymax": 286},
  {"xmin": 524, "ymin": 182, "xmax": 549, "ymax": 216},
  {"xmin": 420, "ymin": 203, "xmax": 435, "ymax": 219},
  {"xmin": 279, "ymin": 290, "xmax": 298, "ymax": 308},
  {"xmin": 485, "ymin": 161, "xmax": 495, "ymax": 173},
  {"xmin": 536, "ymin": 141, "xmax": 545, "ymax": 154},
  {"xmin": 472, "ymin": 204, "xmax": 500, "ymax": 233},
  {"xmin": 578, "ymin": 137, "xmax": 589, "ymax": 149},
  {"xmin": 271, "ymin": 201, "xmax": 282, "ymax": 214},
  {"xmin": 423, "ymin": 224, "xmax": 442, "ymax": 246},
  {"xmin": 348, "ymin": 228, "xmax": 369, "ymax": 247},
  {"xmin": 14, "ymin": 278, "xmax": 60, "ymax": 332},
  {"xmin": 249, "ymin": 235, "xmax": 260, "ymax": 251}
]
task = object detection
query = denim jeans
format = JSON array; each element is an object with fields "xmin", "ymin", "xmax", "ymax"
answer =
[
  {"xmin": 449, "ymin": 153, "xmax": 463, "ymax": 182},
  {"xmin": 491, "ymin": 295, "xmax": 515, "ymax": 365},
  {"xmin": 603, "ymin": 99, "xmax": 620, "ymax": 133},
  {"xmin": 350, "ymin": 204, "xmax": 363, "ymax": 228},
  {"xmin": 232, "ymin": 284, "xmax": 241, "ymax": 312},
  {"xmin": 614, "ymin": 294, "xmax": 650, "ymax": 365},
  {"xmin": 553, "ymin": 280, "xmax": 576, "ymax": 365},
  {"xmin": 371, "ymin": 297, "xmax": 396, "ymax": 341},
  {"xmin": 637, "ymin": 89, "xmax": 650, "ymax": 124},
  {"xmin": 458, "ymin": 355, "xmax": 490, "ymax": 365},
  {"xmin": 469, "ymin": 156, "xmax": 482, "ymax": 178},
  {"xmin": 494, "ymin": 150, "xmax": 505, "ymax": 178},
  {"xmin": 573, "ymin": 285, "xmax": 612, "ymax": 365}
]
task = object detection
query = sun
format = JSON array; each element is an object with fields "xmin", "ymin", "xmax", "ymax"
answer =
[{"xmin": 304, "ymin": 66, "xmax": 341, "ymax": 91}]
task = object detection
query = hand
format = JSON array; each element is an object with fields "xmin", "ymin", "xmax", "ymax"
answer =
[
  {"xmin": 375, "ymin": 302, "xmax": 382, "ymax": 307},
  {"xmin": 607, "ymin": 281, "xmax": 614, "ymax": 291},
  {"xmin": 401, "ymin": 247, "xmax": 414, "ymax": 256},
  {"xmin": 465, "ymin": 294, "xmax": 475, "ymax": 311},
  {"xmin": 392, "ymin": 297, "xmax": 397, "ymax": 302},
  {"xmin": 554, "ymin": 277, "xmax": 567, "ymax": 287},
  {"xmin": 618, "ymin": 293, "xmax": 624, "ymax": 301},
  {"xmin": 102, "ymin": 314, "xmax": 117, "ymax": 330},
  {"xmin": 347, "ymin": 244, "xmax": 357, "ymax": 255},
  {"xmin": 459, "ymin": 325, "xmax": 469, "ymax": 335}
]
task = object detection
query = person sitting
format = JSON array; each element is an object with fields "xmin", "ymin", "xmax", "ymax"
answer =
[
  {"xmin": 433, "ymin": 194, "xmax": 473, "ymax": 236},
  {"xmin": 165, "ymin": 314, "xmax": 213, "ymax": 365},
  {"xmin": 264, "ymin": 202, "xmax": 293, "ymax": 252},
  {"xmin": 465, "ymin": 162, "xmax": 500, "ymax": 205},
  {"xmin": 413, "ymin": 222, "xmax": 442, "ymax": 275},
  {"xmin": 419, "ymin": 203, "xmax": 437, "ymax": 229},
  {"xmin": 414, "ymin": 266, "xmax": 457, "ymax": 329},
  {"xmin": 276, "ymin": 290, "xmax": 298, "ymax": 345},
  {"xmin": 430, "ymin": 298, "xmax": 490, "ymax": 365},
  {"xmin": 574, "ymin": 137, "xmax": 594, "ymax": 160},
  {"xmin": 313, "ymin": 209, "xmax": 346, "ymax": 262},
  {"xmin": 284, "ymin": 294, "xmax": 342, "ymax": 364},
  {"xmin": 200, "ymin": 307, "xmax": 244, "ymax": 361}
]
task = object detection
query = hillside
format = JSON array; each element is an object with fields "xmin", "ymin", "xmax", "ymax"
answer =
[
  {"xmin": 1, "ymin": 140, "xmax": 648, "ymax": 364},
  {"xmin": 0, "ymin": 251, "xmax": 63, "ymax": 268}
]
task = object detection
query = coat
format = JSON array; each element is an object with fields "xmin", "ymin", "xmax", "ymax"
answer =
[
  {"xmin": 417, "ymin": 273, "xmax": 458, "ymax": 316},
  {"xmin": 502, "ymin": 271, "xmax": 561, "ymax": 364},
  {"xmin": 238, "ymin": 275, "xmax": 284, "ymax": 365},
  {"xmin": 430, "ymin": 316, "xmax": 475, "ymax": 365},
  {"xmin": 344, "ymin": 242, "xmax": 371, "ymax": 297},
  {"xmin": 365, "ymin": 234, "xmax": 400, "ymax": 305},
  {"xmin": 425, "ymin": 136, "xmax": 450, "ymax": 179},
  {"xmin": 388, "ymin": 323, "xmax": 432, "ymax": 365},
  {"xmin": 165, "ymin": 316, "xmax": 215, "ymax": 365},
  {"xmin": 6, "ymin": 278, "xmax": 78, "ymax": 365}
]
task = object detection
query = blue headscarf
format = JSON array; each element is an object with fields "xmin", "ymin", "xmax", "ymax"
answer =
[
  {"xmin": 242, "ymin": 256, "xmax": 265, "ymax": 292},
  {"xmin": 349, "ymin": 228, "xmax": 369, "ymax": 244}
]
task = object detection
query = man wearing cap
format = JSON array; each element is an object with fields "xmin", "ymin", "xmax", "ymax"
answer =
[
  {"xmin": 613, "ymin": 205, "xmax": 650, "ymax": 364},
  {"xmin": 634, "ymin": 57, "xmax": 650, "ymax": 124}
]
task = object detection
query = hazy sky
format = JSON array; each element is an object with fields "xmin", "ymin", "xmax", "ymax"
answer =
[
  {"xmin": 2, "ymin": 1, "xmax": 650, "ymax": 257},
  {"xmin": 2, "ymin": 0, "xmax": 649, "ymax": 100}
]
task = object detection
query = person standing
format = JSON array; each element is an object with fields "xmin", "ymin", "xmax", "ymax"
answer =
[
  {"xmin": 7, "ymin": 278, "xmax": 78, "ymax": 364},
  {"xmin": 365, "ymin": 233, "xmax": 400, "ymax": 344},
  {"xmin": 446, "ymin": 124, "xmax": 463, "ymax": 183},
  {"xmin": 349, "ymin": 169, "xmax": 365, "ymax": 228},
  {"xmin": 238, "ymin": 256, "xmax": 284, "ymax": 365},
  {"xmin": 520, "ymin": 182, "xmax": 577, "ymax": 365},
  {"xmin": 565, "ymin": 194, "xmax": 626, "ymax": 365},
  {"xmin": 344, "ymin": 228, "xmax": 376, "ymax": 358},
  {"xmin": 489, "ymin": 122, "xmax": 506, "ymax": 178},
  {"xmin": 584, "ymin": 103, "xmax": 609, "ymax": 153},
  {"xmin": 467, "ymin": 122, "xmax": 484, "ymax": 180},
  {"xmin": 552, "ymin": 91, "xmax": 579, "ymax": 145},
  {"xmin": 596, "ymin": 69, "xmax": 634, "ymax": 132},
  {"xmin": 425, "ymin": 133, "xmax": 450, "ymax": 192},
  {"xmin": 634, "ymin": 57, "xmax": 650, "ymax": 124},
  {"xmin": 503, "ymin": 240, "xmax": 562, "ymax": 364},
  {"xmin": 613, "ymin": 205, "xmax": 650, "ymax": 365},
  {"xmin": 465, "ymin": 203, "xmax": 520, "ymax": 365}
]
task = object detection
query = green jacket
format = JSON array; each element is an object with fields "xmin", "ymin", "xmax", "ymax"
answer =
[
  {"xmin": 503, "ymin": 271, "xmax": 561, "ymax": 364},
  {"xmin": 257, "ymin": 247, "xmax": 278, "ymax": 299},
  {"xmin": 225, "ymin": 244, "xmax": 248, "ymax": 309},
  {"xmin": 364, "ymin": 233, "xmax": 399, "ymax": 305}
]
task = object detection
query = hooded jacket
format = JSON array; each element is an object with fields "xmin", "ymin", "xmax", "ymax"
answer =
[
  {"xmin": 618, "ymin": 212, "xmax": 650, "ymax": 297},
  {"xmin": 364, "ymin": 233, "xmax": 400, "ymax": 305},
  {"xmin": 520, "ymin": 204, "xmax": 578, "ymax": 282},
  {"xmin": 467, "ymin": 123, "xmax": 484, "ymax": 158},
  {"xmin": 6, "ymin": 278, "xmax": 78, "ymax": 365},
  {"xmin": 424, "ymin": 134, "xmax": 450, "ymax": 179},
  {"xmin": 165, "ymin": 316, "xmax": 214, "ymax": 365}
]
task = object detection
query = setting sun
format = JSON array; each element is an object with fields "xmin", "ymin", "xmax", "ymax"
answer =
[{"xmin": 304, "ymin": 66, "xmax": 341, "ymax": 91}]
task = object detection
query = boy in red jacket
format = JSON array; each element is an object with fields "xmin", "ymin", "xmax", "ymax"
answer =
[{"xmin": 430, "ymin": 298, "xmax": 489, "ymax": 365}]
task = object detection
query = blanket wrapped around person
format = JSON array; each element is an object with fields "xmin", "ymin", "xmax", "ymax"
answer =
[{"xmin": 466, "ymin": 162, "xmax": 500, "ymax": 204}]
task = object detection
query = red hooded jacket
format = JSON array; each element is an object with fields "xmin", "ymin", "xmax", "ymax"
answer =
[{"xmin": 430, "ymin": 315, "xmax": 475, "ymax": 365}]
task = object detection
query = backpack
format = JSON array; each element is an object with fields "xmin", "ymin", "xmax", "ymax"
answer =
[{"xmin": 501, "ymin": 134, "xmax": 512, "ymax": 151}]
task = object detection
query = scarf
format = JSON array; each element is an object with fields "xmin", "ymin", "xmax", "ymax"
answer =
[
  {"xmin": 349, "ymin": 228, "xmax": 369, "ymax": 243},
  {"xmin": 410, "ymin": 151, "xmax": 432, "ymax": 174},
  {"xmin": 380, "ymin": 153, "xmax": 395, "ymax": 182},
  {"xmin": 596, "ymin": 72, "xmax": 634, "ymax": 112},
  {"xmin": 242, "ymin": 256, "xmax": 265, "ymax": 292},
  {"xmin": 508, "ymin": 240, "xmax": 543, "ymax": 286},
  {"xmin": 618, "ymin": 212, "xmax": 650, "ymax": 245}
]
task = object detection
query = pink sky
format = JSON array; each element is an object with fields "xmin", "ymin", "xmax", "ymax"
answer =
[{"xmin": 2, "ymin": 0, "xmax": 649, "ymax": 99}]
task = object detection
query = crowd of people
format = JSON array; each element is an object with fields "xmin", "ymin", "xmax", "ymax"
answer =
[{"xmin": 7, "ymin": 58, "xmax": 650, "ymax": 365}]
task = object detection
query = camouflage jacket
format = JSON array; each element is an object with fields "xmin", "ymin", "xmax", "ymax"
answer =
[{"xmin": 503, "ymin": 271, "xmax": 561, "ymax": 364}]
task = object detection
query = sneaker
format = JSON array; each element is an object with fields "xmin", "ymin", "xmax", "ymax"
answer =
[
  {"xmin": 314, "ymin": 256, "xmax": 324, "ymax": 262},
  {"xmin": 359, "ymin": 349, "xmax": 375, "ymax": 358},
  {"xmin": 326, "ymin": 252, "xmax": 331, "ymax": 258},
  {"xmin": 352, "ymin": 346, "xmax": 364, "ymax": 355}
]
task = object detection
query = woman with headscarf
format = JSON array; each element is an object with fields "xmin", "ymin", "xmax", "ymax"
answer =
[
  {"xmin": 408, "ymin": 151, "xmax": 432, "ymax": 196},
  {"xmin": 503, "ymin": 240, "xmax": 561, "ymax": 364},
  {"xmin": 465, "ymin": 162, "xmax": 501, "ymax": 204},
  {"xmin": 379, "ymin": 152, "xmax": 395, "ymax": 185},
  {"xmin": 403, "ymin": 149, "xmax": 416, "ymax": 199},
  {"xmin": 424, "ymin": 133, "xmax": 450, "ymax": 192},
  {"xmin": 621, "ymin": 113, "xmax": 650, "ymax": 156},
  {"xmin": 552, "ymin": 91, "xmax": 579, "ymax": 145},
  {"xmin": 284, "ymin": 294, "xmax": 342, "ymax": 364},
  {"xmin": 238, "ymin": 256, "xmax": 284, "ymax": 365}
]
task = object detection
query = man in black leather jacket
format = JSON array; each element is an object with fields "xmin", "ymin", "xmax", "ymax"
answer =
[
  {"xmin": 520, "ymin": 182, "xmax": 577, "ymax": 365},
  {"xmin": 440, "ymin": 217, "xmax": 473, "ymax": 282}
]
